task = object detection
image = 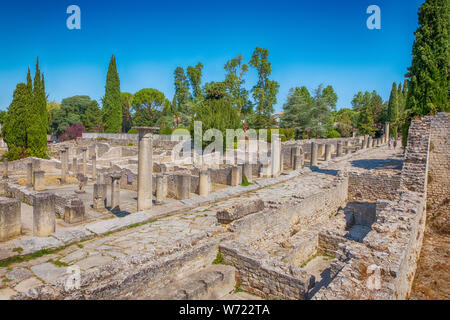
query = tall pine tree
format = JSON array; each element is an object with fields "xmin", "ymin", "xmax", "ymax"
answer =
[
  {"xmin": 403, "ymin": 0, "xmax": 449, "ymax": 145},
  {"xmin": 102, "ymin": 55, "xmax": 122, "ymax": 133}
]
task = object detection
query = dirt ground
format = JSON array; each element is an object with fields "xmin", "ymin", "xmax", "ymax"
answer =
[{"xmin": 410, "ymin": 210, "xmax": 450, "ymax": 300}]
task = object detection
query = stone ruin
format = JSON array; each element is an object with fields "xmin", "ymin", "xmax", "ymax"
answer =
[{"xmin": 0, "ymin": 114, "xmax": 447, "ymax": 300}]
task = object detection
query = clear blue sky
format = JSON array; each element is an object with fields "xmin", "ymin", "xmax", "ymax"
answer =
[{"xmin": 0, "ymin": 0, "xmax": 424, "ymax": 112}]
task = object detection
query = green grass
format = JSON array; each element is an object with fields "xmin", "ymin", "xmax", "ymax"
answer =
[
  {"xmin": 12, "ymin": 247, "xmax": 23, "ymax": 253},
  {"xmin": 212, "ymin": 252, "xmax": 226, "ymax": 265},
  {"xmin": 241, "ymin": 174, "xmax": 253, "ymax": 187},
  {"xmin": 234, "ymin": 286, "xmax": 245, "ymax": 293},
  {"xmin": 47, "ymin": 259, "xmax": 69, "ymax": 267},
  {"xmin": 322, "ymin": 253, "xmax": 335, "ymax": 261},
  {"xmin": 77, "ymin": 244, "xmax": 84, "ymax": 249},
  {"xmin": 0, "ymin": 246, "xmax": 69, "ymax": 268}
]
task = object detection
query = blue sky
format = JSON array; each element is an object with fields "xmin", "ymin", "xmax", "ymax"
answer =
[{"xmin": 0, "ymin": 0, "xmax": 424, "ymax": 112}]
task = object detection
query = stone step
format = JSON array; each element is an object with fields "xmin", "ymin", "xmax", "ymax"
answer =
[{"xmin": 140, "ymin": 264, "xmax": 236, "ymax": 300}]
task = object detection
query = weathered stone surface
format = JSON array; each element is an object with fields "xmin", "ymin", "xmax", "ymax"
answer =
[
  {"xmin": 0, "ymin": 197, "xmax": 21, "ymax": 241},
  {"xmin": 30, "ymin": 263, "xmax": 67, "ymax": 283},
  {"xmin": 217, "ymin": 199, "xmax": 265, "ymax": 224},
  {"xmin": 51, "ymin": 227, "xmax": 93, "ymax": 244}
]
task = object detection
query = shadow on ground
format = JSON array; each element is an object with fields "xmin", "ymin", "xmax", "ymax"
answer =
[{"xmin": 350, "ymin": 158, "xmax": 403, "ymax": 171}]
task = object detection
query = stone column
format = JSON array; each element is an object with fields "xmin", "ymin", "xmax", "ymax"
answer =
[
  {"xmin": 73, "ymin": 158, "xmax": 78, "ymax": 175},
  {"xmin": 2, "ymin": 158, "xmax": 8, "ymax": 179},
  {"xmin": 64, "ymin": 198, "xmax": 85, "ymax": 224},
  {"xmin": 155, "ymin": 174, "xmax": 166, "ymax": 204},
  {"xmin": 81, "ymin": 147, "xmax": 87, "ymax": 176},
  {"xmin": 136, "ymin": 127, "xmax": 157, "ymax": 211},
  {"xmin": 271, "ymin": 134, "xmax": 281, "ymax": 178},
  {"xmin": 91, "ymin": 155, "xmax": 97, "ymax": 179},
  {"xmin": 97, "ymin": 173, "xmax": 105, "ymax": 184},
  {"xmin": 198, "ymin": 170, "xmax": 210, "ymax": 196},
  {"xmin": 33, "ymin": 193, "xmax": 55, "ymax": 237},
  {"xmin": 176, "ymin": 173, "xmax": 191, "ymax": 200},
  {"xmin": 60, "ymin": 149, "xmax": 67, "ymax": 184},
  {"xmin": 385, "ymin": 122, "xmax": 390, "ymax": 141},
  {"xmin": 33, "ymin": 171, "xmax": 45, "ymax": 191},
  {"xmin": 336, "ymin": 142, "xmax": 343, "ymax": 157},
  {"xmin": 110, "ymin": 173, "xmax": 121, "ymax": 213},
  {"xmin": 93, "ymin": 183, "xmax": 107, "ymax": 210},
  {"xmin": 243, "ymin": 163, "xmax": 253, "ymax": 183},
  {"xmin": 317, "ymin": 144, "xmax": 325, "ymax": 160},
  {"xmin": 364, "ymin": 135, "xmax": 369, "ymax": 149},
  {"xmin": 325, "ymin": 144, "xmax": 332, "ymax": 161},
  {"xmin": 367, "ymin": 137, "xmax": 372, "ymax": 148},
  {"xmin": 293, "ymin": 154, "xmax": 303, "ymax": 171},
  {"xmin": 26, "ymin": 162, "xmax": 33, "ymax": 187},
  {"xmin": 290, "ymin": 146, "xmax": 300, "ymax": 169},
  {"xmin": 0, "ymin": 197, "xmax": 21, "ymax": 241},
  {"xmin": 231, "ymin": 165, "xmax": 242, "ymax": 186},
  {"xmin": 310, "ymin": 142, "xmax": 318, "ymax": 167}
]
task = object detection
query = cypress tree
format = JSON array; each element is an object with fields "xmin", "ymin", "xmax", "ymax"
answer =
[
  {"xmin": 27, "ymin": 58, "xmax": 48, "ymax": 158},
  {"xmin": 1, "ymin": 83, "xmax": 29, "ymax": 159},
  {"xmin": 387, "ymin": 82, "xmax": 399, "ymax": 138},
  {"xmin": 102, "ymin": 55, "xmax": 122, "ymax": 133},
  {"xmin": 403, "ymin": 0, "xmax": 449, "ymax": 145},
  {"xmin": 84, "ymin": 100, "xmax": 102, "ymax": 132}
]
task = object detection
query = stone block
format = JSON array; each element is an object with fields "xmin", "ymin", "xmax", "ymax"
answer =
[{"xmin": 0, "ymin": 197, "xmax": 21, "ymax": 241}]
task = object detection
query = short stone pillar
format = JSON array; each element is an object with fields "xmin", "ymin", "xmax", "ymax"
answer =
[
  {"xmin": 136, "ymin": 127, "xmax": 158, "ymax": 211},
  {"xmin": 26, "ymin": 162, "xmax": 33, "ymax": 187},
  {"xmin": 364, "ymin": 136, "xmax": 369, "ymax": 149},
  {"xmin": 110, "ymin": 173, "xmax": 121, "ymax": 213},
  {"xmin": 75, "ymin": 174, "xmax": 88, "ymax": 194},
  {"xmin": 91, "ymin": 155, "xmax": 97, "ymax": 179},
  {"xmin": 310, "ymin": 142, "xmax": 318, "ymax": 167},
  {"xmin": 325, "ymin": 144, "xmax": 332, "ymax": 161},
  {"xmin": 336, "ymin": 142, "xmax": 343, "ymax": 157},
  {"xmin": 64, "ymin": 198, "xmax": 85, "ymax": 224},
  {"xmin": 199, "ymin": 169, "xmax": 210, "ymax": 196},
  {"xmin": 176, "ymin": 173, "xmax": 191, "ymax": 200},
  {"xmin": 33, "ymin": 193, "xmax": 55, "ymax": 237},
  {"xmin": 93, "ymin": 183, "xmax": 107, "ymax": 210},
  {"xmin": 231, "ymin": 165, "xmax": 242, "ymax": 186},
  {"xmin": 271, "ymin": 134, "xmax": 281, "ymax": 178},
  {"xmin": 368, "ymin": 137, "xmax": 372, "ymax": 148},
  {"xmin": 290, "ymin": 146, "xmax": 301, "ymax": 169},
  {"xmin": 293, "ymin": 154, "xmax": 303, "ymax": 171},
  {"xmin": 155, "ymin": 174, "xmax": 166, "ymax": 204},
  {"xmin": 384, "ymin": 122, "xmax": 390, "ymax": 142},
  {"xmin": 0, "ymin": 197, "xmax": 21, "ymax": 241},
  {"xmin": 317, "ymin": 144, "xmax": 325, "ymax": 160},
  {"xmin": 97, "ymin": 173, "xmax": 105, "ymax": 184},
  {"xmin": 73, "ymin": 158, "xmax": 78, "ymax": 175},
  {"xmin": 33, "ymin": 171, "xmax": 45, "ymax": 191},
  {"xmin": 60, "ymin": 149, "xmax": 68, "ymax": 184},
  {"xmin": 2, "ymin": 158, "xmax": 8, "ymax": 179},
  {"xmin": 81, "ymin": 147, "xmax": 87, "ymax": 176},
  {"xmin": 243, "ymin": 163, "xmax": 253, "ymax": 183}
]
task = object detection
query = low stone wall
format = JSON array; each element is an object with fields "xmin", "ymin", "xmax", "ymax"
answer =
[
  {"xmin": 348, "ymin": 171, "xmax": 401, "ymax": 201},
  {"xmin": 231, "ymin": 174, "xmax": 348, "ymax": 243},
  {"xmin": 220, "ymin": 241, "xmax": 314, "ymax": 300}
]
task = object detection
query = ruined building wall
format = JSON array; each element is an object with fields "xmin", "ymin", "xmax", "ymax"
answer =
[
  {"xmin": 348, "ymin": 171, "xmax": 401, "ymax": 201},
  {"xmin": 426, "ymin": 113, "xmax": 450, "ymax": 221}
]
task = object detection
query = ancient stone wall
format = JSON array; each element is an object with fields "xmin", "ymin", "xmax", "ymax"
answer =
[
  {"xmin": 348, "ymin": 171, "xmax": 401, "ymax": 201},
  {"xmin": 219, "ymin": 241, "xmax": 314, "ymax": 300},
  {"xmin": 426, "ymin": 113, "xmax": 449, "ymax": 220}
]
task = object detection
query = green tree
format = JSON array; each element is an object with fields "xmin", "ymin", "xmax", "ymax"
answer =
[
  {"xmin": 280, "ymin": 85, "xmax": 332, "ymax": 138},
  {"xmin": 50, "ymin": 96, "xmax": 96, "ymax": 137},
  {"xmin": 174, "ymin": 67, "xmax": 191, "ymax": 112},
  {"xmin": 102, "ymin": 55, "xmax": 122, "ymax": 133},
  {"xmin": 121, "ymin": 92, "xmax": 133, "ymax": 133},
  {"xmin": 187, "ymin": 62, "xmax": 204, "ymax": 101},
  {"xmin": 27, "ymin": 58, "xmax": 48, "ymax": 158},
  {"xmin": 335, "ymin": 108, "xmax": 358, "ymax": 137},
  {"xmin": 84, "ymin": 100, "xmax": 102, "ymax": 132},
  {"xmin": 192, "ymin": 82, "xmax": 241, "ymax": 148},
  {"xmin": 387, "ymin": 82, "xmax": 400, "ymax": 138},
  {"xmin": 322, "ymin": 85, "xmax": 338, "ymax": 111},
  {"xmin": 249, "ymin": 47, "xmax": 279, "ymax": 128},
  {"xmin": 131, "ymin": 88, "xmax": 167, "ymax": 127},
  {"xmin": 224, "ymin": 54, "xmax": 250, "ymax": 114},
  {"xmin": 1, "ymin": 83, "xmax": 29, "ymax": 159},
  {"xmin": 403, "ymin": 0, "xmax": 449, "ymax": 145}
]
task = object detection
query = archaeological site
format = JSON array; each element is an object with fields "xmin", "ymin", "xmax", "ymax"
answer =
[{"xmin": 0, "ymin": 114, "xmax": 447, "ymax": 300}]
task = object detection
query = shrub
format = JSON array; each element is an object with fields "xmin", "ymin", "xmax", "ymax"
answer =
[
  {"xmin": 325, "ymin": 129, "xmax": 341, "ymax": 138},
  {"xmin": 160, "ymin": 126, "xmax": 173, "ymax": 135},
  {"xmin": 281, "ymin": 128, "xmax": 295, "ymax": 140},
  {"xmin": 127, "ymin": 128, "xmax": 138, "ymax": 134}
]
